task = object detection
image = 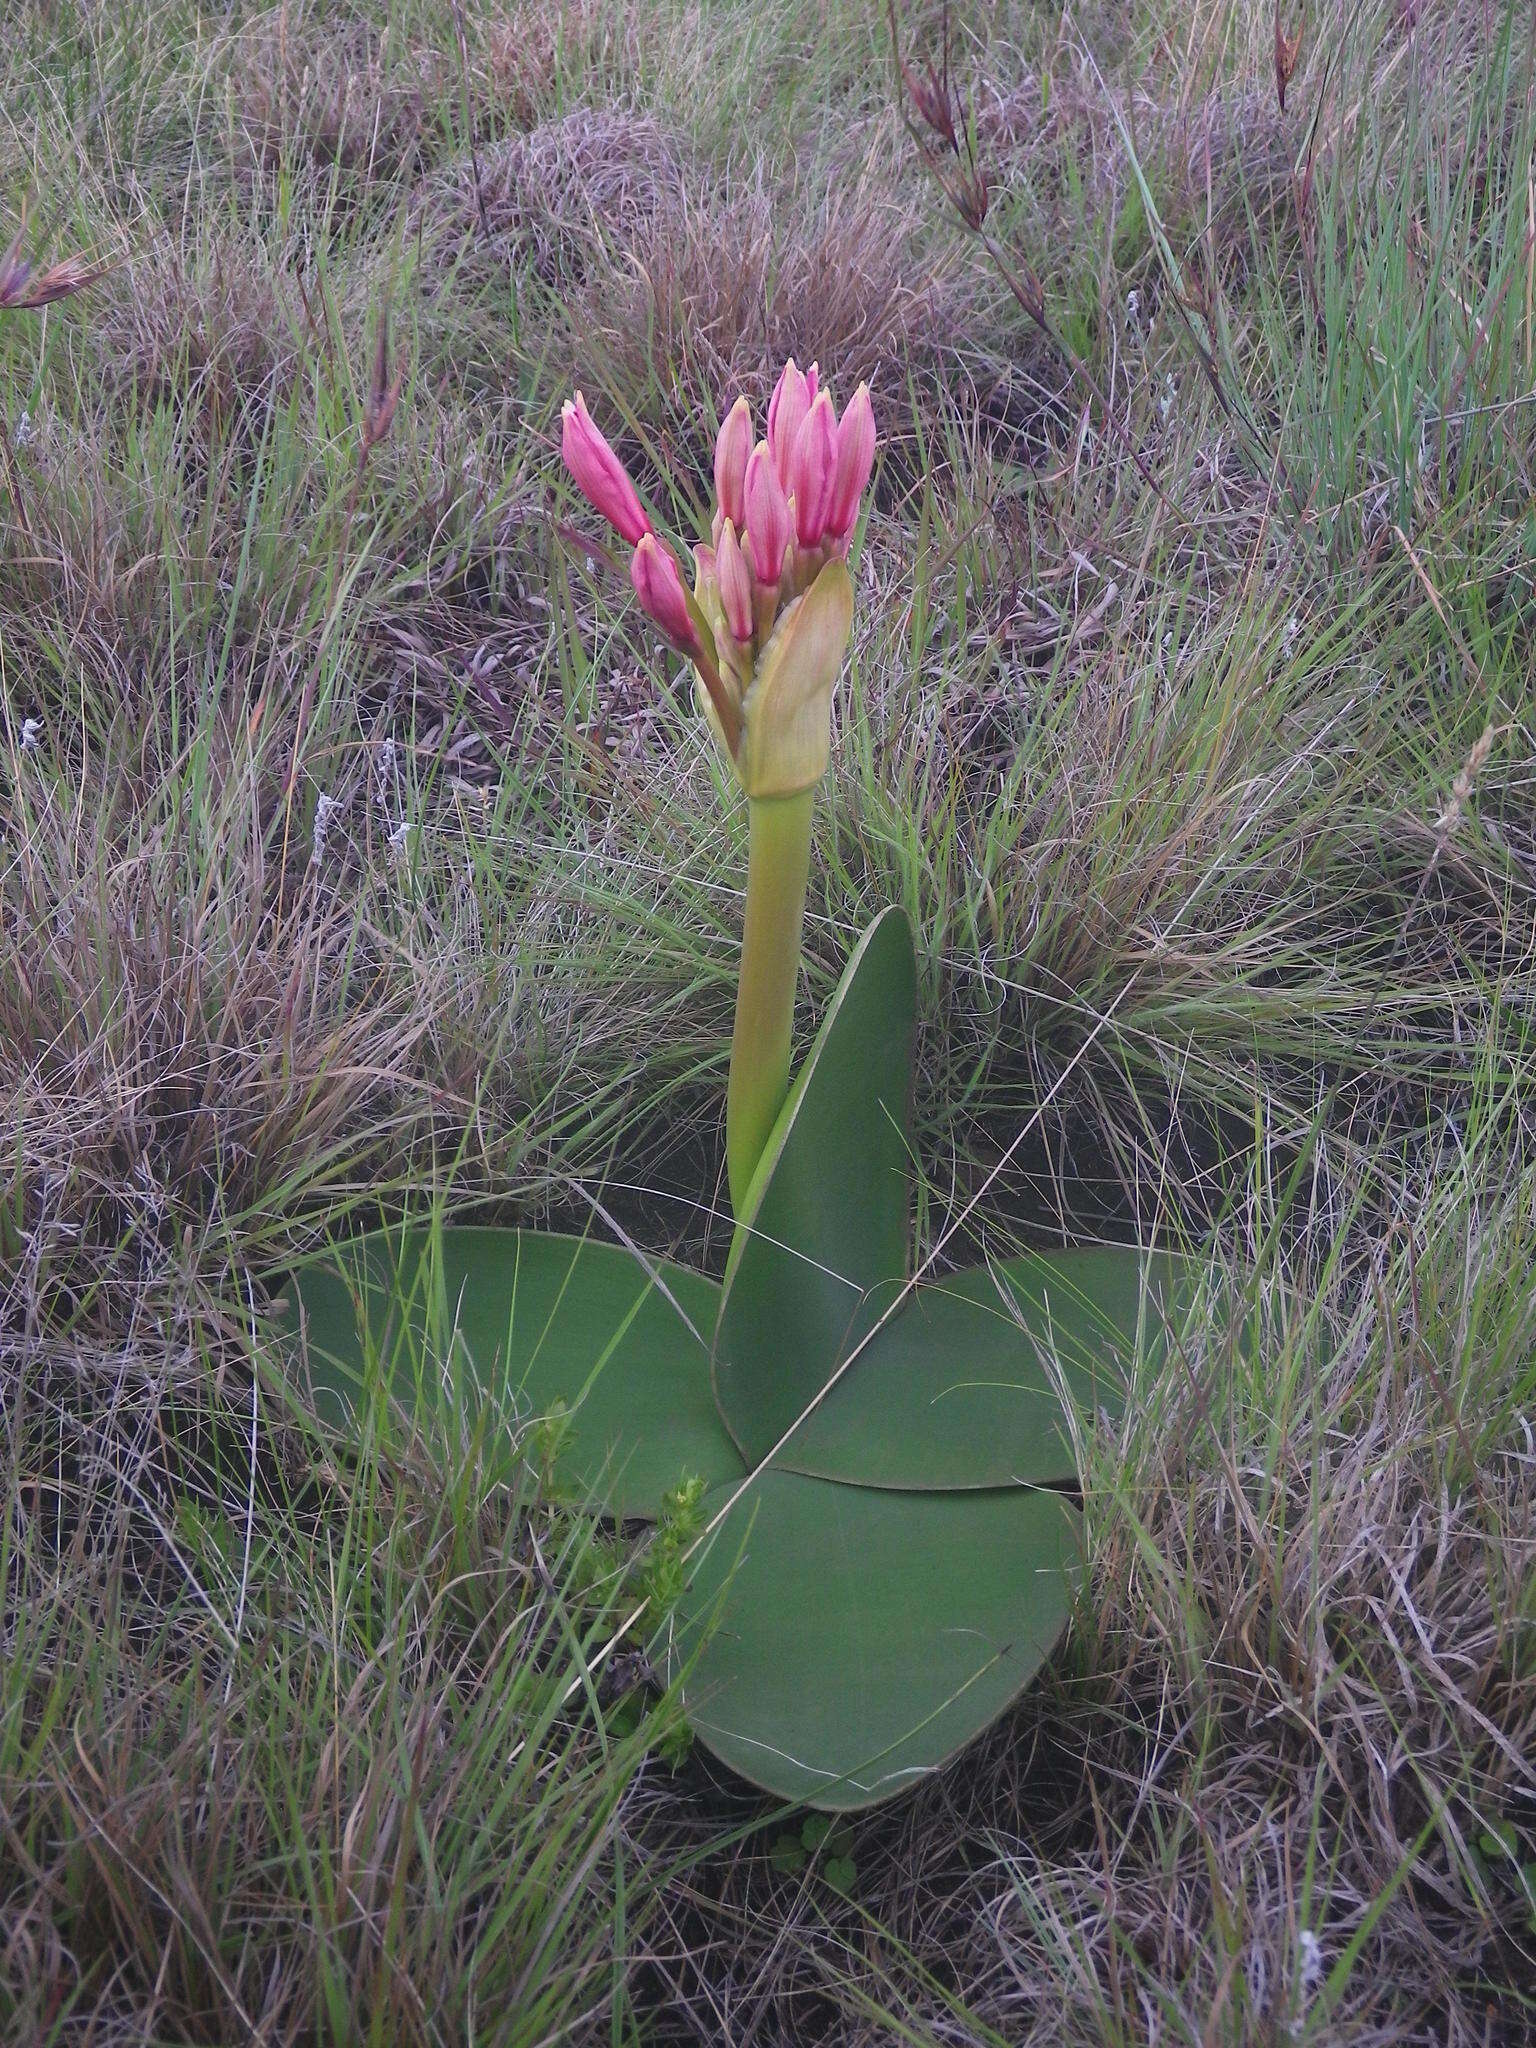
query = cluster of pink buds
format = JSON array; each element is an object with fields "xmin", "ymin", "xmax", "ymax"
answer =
[{"xmin": 561, "ymin": 362, "xmax": 876, "ymax": 796}]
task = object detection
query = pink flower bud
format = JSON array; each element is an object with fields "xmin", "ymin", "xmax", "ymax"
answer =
[
  {"xmin": 631, "ymin": 535, "xmax": 702, "ymax": 656},
  {"xmin": 804, "ymin": 361, "xmax": 820, "ymax": 407},
  {"xmin": 766, "ymin": 359, "xmax": 810, "ymax": 485},
  {"xmin": 825, "ymin": 382, "xmax": 876, "ymax": 542},
  {"xmin": 743, "ymin": 440, "xmax": 792, "ymax": 586},
  {"xmin": 716, "ymin": 520, "xmax": 754, "ymax": 643},
  {"xmin": 561, "ymin": 392, "xmax": 651, "ymax": 546},
  {"xmin": 788, "ymin": 392, "xmax": 837, "ymax": 548},
  {"xmin": 713, "ymin": 396, "xmax": 752, "ymax": 531}
]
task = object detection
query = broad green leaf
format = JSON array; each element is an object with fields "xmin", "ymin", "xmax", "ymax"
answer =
[
  {"xmin": 285, "ymin": 1228, "xmax": 742, "ymax": 1521},
  {"xmin": 713, "ymin": 905, "xmax": 916, "ymax": 1463},
  {"xmin": 766, "ymin": 1247, "xmax": 1187, "ymax": 1489},
  {"xmin": 666, "ymin": 1472, "xmax": 1081, "ymax": 1811}
]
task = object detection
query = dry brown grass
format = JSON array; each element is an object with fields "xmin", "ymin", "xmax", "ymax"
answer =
[
  {"xmin": 419, "ymin": 105, "xmax": 1003, "ymax": 453},
  {"xmin": 98, "ymin": 231, "xmax": 306, "ymax": 421},
  {"xmin": 976, "ymin": 58, "xmax": 1296, "ymax": 256},
  {"xmin": 3, "ymin": 0, "xmax": 1535, "ymax": 2039},
  {"xmin": 235, "ymin": 14, "xmax": 453, "ymax": 182},
  {"xmin": 0, "ymin": 1309, "xmax": 674, "ymax": 2046},
  {"xmin": 1, "ymin": 767, "xmax": 428, "ymax": 1340},
  {"xmin": 574, "ymin": 154, "xmax": 995, "ymax": 430},
  {"xmin": 426, "ymin": 109, "xmax": 701, "ymax": 290}
]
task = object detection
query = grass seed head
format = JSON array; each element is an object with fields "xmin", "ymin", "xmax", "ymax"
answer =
[{"xmin": 0, "ymin": 216, "xmax": 108, "ymax": 312}]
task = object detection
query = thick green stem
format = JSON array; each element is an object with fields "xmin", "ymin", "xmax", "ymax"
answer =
[{"xmin": 727, "ymin": 788, "xmax": 815, "ymax": 1214}]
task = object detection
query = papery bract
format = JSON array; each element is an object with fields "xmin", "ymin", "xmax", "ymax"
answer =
[
  {"xmin": 561, "ymin": 393, "xmax": 652, "ymax": 547},
  {"xmin": 734, "ymin": 558, "xmax": 854, "ymax": 801}
]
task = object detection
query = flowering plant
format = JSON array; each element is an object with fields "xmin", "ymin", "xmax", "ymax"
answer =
[
  {"xmin": 562, "ymin": 365, "xmax": 877, "ymax": 1209},
  {"xmin": 561, "ymin": 363, "xmax": 875, "ymax": 799},
  {"xmin": 289, "ymin": 364, "xmax": 1200, "ymax": 1816}
]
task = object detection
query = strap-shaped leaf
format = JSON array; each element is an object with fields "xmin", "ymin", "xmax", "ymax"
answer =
[
  {"xmin": 713, "ymin": 905, "xmax": 916, "ymax": 1463},
  {"xmin": 285, "ymin": 1228, "xmax": 742, "ymax": 1520},
  {"xmin": 761, "ymin": 1247, "xmax": 1182, "ymax": 1489},
  {"xmin": 667, "ymin": 1471, "xmax": 1081, "ymax": 1811}
]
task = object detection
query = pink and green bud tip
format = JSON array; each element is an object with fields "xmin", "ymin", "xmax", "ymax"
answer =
[
  {"xmin": 561, "ymin": 392, "xmax": 651, "ymax": 547},
  {"xmin": 713, "ymin": 397, "xmax": 753, "ymax": 532},
  {"xmin": 717, "ymin": 520, "xmax": 755, "ymax": 644},
  {"xmin": 826, "ymin": 383, "xmax": 875, "ymax": 546},
  {"xmin": 789, "ymin": 392, "xmax": 838, "ymax": 549},
  {"xmin": 767, "ymin": 359, "xmax": 813, "ymax": 485},
  {"xmin": 631, "ymin": 535, "xmax": 702, "ymax": 657},
  {"xmin": 743, "ymin": 440, "xmax": 793, "ymax": 588},
  {"xmin": 559, "ymin": 363, "xmax": 878, "ymax": 794}
]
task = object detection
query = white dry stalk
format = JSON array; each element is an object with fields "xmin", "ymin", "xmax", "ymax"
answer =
[
  {"xmin": 310, "ymin": 789, "xmax": 338, "ymax": 866},
  {"xmin": 1434, "ymin": 723, "xmax": 1495, "ymax": 836}
]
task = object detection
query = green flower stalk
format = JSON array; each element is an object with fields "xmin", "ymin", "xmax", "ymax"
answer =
[
  {"xmin": 728, "ymin": 786, "xmax": 813, "ymax": 1217},
  {"xmin": 561, "ymin": 362, "xmax": 877, "ymax": 1212}
]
